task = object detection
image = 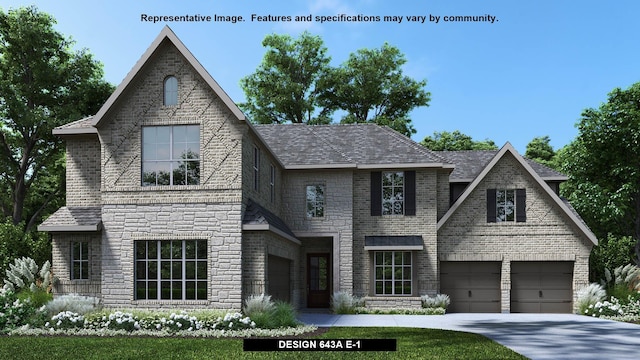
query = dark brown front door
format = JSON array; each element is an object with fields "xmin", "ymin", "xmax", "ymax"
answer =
[{"xmin": 307, "ymin": 253, "xmax": 330, "ymax": 308}]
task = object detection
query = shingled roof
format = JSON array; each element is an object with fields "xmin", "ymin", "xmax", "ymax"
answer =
[
  {"xmin": 242, "ymin": 199, "xmax": 299, "ymax": 243},
  {"xmin": 439, "ymin": 150, "xmax": 567, "ymax": 182},
  {"xmin": 253, "ymin": 124, "xmax": 452, "ymax": 169},
  {"xmin": 38, "ymin": 207, "xmax": 102, "ymax": 232}
]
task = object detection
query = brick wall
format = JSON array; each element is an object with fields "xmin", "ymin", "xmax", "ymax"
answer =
[
  {"xmin": 51, "ymin": 232, "xmax": 102, "ymax": 298},
  {"xmin": 65, "ymin": 135, "xmax": 101, "ymax": 206},
  {"xmin": 352, "ymin": 168, "xmax": 440, "ymax": 306},
  {"xmin": 438, "ymin": 152, "xmax": 593, "ymax": 312}
]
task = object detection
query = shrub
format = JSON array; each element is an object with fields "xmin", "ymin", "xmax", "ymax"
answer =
[
  {"xmin": 104, "ymin": 311, "xmax": 140, "ymax": 332},
  {"xmin": 0, "ymin": 223, "xmax": 51, "ymax": 282},
  {"xmin": 575, "ymin": 283, "xmax": 606, "ymax": 314},
  {"xmin": 45, "ymin": 294, "xmax": 102, "ymax": 316},
  {"xmin": 421, "ymin": 294, "xmax": 451, "ymax": 310},
  {"xmin": 584, "ymin": 299, "xmax": 624, "ymax": 317},
  {"xmin": 45, "ymin": 311, "xmax": 85, "ymax": 330},
  {"xmin": 331, "ymin": 291, "xmax": 364, "ymax": 314},
  {"xmin": 0, "ymin": 288, "xmax": 40, "ymax": 332},
  {"xmin": 243, "ymin": 294, "xmax": 275, "ymax": 317},
  {"xmin": 268, "ymin": 300, "xmax": 299, "ymax": 328},
  {"xmin": 3, "ymin": 257, "xmax": 55, "ymax": 293}
]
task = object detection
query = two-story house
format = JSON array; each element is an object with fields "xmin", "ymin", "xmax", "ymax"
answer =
[{"xmin": 39, "ymin": 27, "xmax": 597, "ymax": 313}]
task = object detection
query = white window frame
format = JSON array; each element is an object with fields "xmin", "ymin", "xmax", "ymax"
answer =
[
  {"xmin": 382, "ymin": 171, "xmax": 404, "ymax": 215},
  {"xmin": 163, "ymin": 76, "xmax": 178, "ymax": 106},
  {"xmin": 135, "ymin": 240, "xmax": 208, "ymax": 301},
  {"xmin": 374, "ymin": 251, "xmax": 412, "ymax": 296},
  {"xmin": 496, "ymin": 189, "xmax": 516, "ymax": 222},
  {"xmin": 142, "ymin": 125, "xmax": 200, "ymax": 186},
  {"xmin": 306, "ymin": 184, "xmax": 325, "ymax": 218}
]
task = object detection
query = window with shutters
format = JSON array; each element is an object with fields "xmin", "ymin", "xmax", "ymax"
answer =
[
  {"xmin": 487, "ymin": 188, "xmax": 526, "ymax": 223},
  {"xmin": 371, "ymin": 171, "xmax": 416, "ymax": 216}
]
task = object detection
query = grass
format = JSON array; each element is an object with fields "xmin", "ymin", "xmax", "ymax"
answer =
[{"xmin": 0, "ymin": 327, "xmax": 526, "ymax": 359}]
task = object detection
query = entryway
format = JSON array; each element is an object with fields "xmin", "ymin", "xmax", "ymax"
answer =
[{"xmin": 307, "ymin": 253, "xmax": 331, "ymax": 308}]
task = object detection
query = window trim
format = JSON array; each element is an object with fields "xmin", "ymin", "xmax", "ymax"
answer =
[
  {"xmin": 134, "ymin": 240, "xmax": 208, "ymax": 301},
  {"xmin": 487, "ymin": 188, "xmax": 526, "ymax": 223},
  {"xmin": 141, "ymin": 125, "xmax": 200, "ymax": 186},
  {"xmin": 253, "ymin": 146, "xmax": 260, "ymax": 191},
  {"xmin": 371, "ymin": 171, "xmax": 416, "ymax": 216},
  {"xmin": 306, "ymin": 184, "xmax": 325, "ymax": 218},
  {"xmin": 163, "ymin": 76, "xmax": 178, "ymax": 106},
  {"xmin": 373, "ymin": 251, "xmax": 413, "ymax": 296},
  {"xmin": 269, "ymin": 164, "xmax": 276, "ymax": 202},
  {"xmin": 71, "ymin": 241, "xmax": 89, "ymax": 280}
]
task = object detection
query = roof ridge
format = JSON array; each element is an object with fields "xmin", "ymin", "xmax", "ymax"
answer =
[{"xmin": 379, "ymin": 126, "xmax": 452, "ymax": 164}]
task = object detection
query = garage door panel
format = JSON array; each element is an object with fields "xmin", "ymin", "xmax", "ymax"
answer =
[
  {"xmin": 440, "ymin": 261, "xmax": 501, "ymax": 313},
  {"xmin": 511, "ymin": 261, "xmax": 573, "ymax": 313}
]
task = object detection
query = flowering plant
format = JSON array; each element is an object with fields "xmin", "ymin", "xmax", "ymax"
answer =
[{"xmin": 45, "ymin": 311, "xmax": 85, "ymax": 330}]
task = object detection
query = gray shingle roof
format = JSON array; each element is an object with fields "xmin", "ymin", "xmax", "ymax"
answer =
[
  {"xmin": 38, "ymin": 207, "xmax": 102, "ymax": 232},
  {"xmin": 242, "ymin": 199, "xmax": 297, "ymax": 240},
  {"xmin": 52, "ymin": 116, "xmax": 97, "ymax": 135},
  {"xmin": 439, "ymin": 150, "xmax": 567, "ymax": 182},
  {"xmin": 253, "ymin": 124, "xmax": 450, "ymax": 168}
]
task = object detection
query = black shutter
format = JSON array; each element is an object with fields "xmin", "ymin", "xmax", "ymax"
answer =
[
  {"xmin": 404, "ymin": 171, "xmax": 416, "ymax": 216},
  {"xmin": 487, "ymin": 189, "xmax": 497, "ymax": 222},
  {"xmin": 371, "ymin": 172, "xmax": 382, "ymax": 216},
  {"xmin": 516, "ymin": 188, "xmax": 527, "ymax": 222}
]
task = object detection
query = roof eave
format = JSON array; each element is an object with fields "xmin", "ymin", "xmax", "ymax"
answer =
[
  {"xmin": 52, "ymin": 127, "xmax": 98, "ymax": 136},
  {"xmin": 91, "ymin": 26, "xmax": 245, "ymax": 128},
  {"xmin": 37, "ymin": 224, "xmax": 102, "ymax": 232}
]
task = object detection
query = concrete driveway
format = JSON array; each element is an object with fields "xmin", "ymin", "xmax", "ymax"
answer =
[{"xmin": 297, "ymin": 313, "xmax": 640, "ymax": 359}]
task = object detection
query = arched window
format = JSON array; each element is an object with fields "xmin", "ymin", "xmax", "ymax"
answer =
[{"xmin": 163, "ymin": 76, "xmax": 178, "ymax": 106}]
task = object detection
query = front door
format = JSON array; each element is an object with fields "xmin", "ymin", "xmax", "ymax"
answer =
[{"xmin": 307, "ymin": 253, "xmax": 331, "ymax": 308}]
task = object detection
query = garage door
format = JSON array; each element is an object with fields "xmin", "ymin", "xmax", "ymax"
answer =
[
  {"xmin": 511, "ymin": 261, "xmax": 573, "ymax": 313},
  {"xmin": 268, "ymin": 255, "xmax": 291, "ymax": 302},
  {"xmin": 440, "ymin": 261, "xmax": 501, "ymax": 313}
]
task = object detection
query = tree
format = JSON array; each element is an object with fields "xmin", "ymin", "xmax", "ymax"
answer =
[
  {"xmin": 0, "ymin": 6, "xmax": 113, "ymax": 230},
  {"xmin": 322, "ymin": 43, "xmax": 430, "ymax": 137},
  {"xmin": 420, "ymin": 130, "xmax": 497, "ymax": 151},
  {"xmin": 525, "ymin": 135, "xmax": 559, "ymax": 170},
  {"xmin": 239, "ymin": 32, "xmax": 333, "ymax": 125},
  {"xmin": 560, "ymin": 82, "xmax": 640, "ymax": 270}
]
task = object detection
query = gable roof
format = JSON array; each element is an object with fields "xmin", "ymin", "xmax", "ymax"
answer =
[
  {"xmin": 53, "ymin": 26, "xmax": 245, "ymax": 136},
  {"xmin": 440, "ymin": 150, "xmax": 567, "ymax": 182},
  {"xmin": 254, "ymin": 124, "xmax": 453, "ymax": 169},
  {"xmin": 437, "ymin": 143, "xmax": 598, "ymax": 245}
]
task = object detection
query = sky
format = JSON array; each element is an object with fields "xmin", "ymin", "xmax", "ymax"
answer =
[{"xmin": 2, "ymin": 0, "xmax": 640, "ymax": 153}]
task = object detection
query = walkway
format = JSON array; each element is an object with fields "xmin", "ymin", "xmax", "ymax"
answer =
[{"xmin": 298, "ymin": 313, "xmax": 640, "ymax": 359}]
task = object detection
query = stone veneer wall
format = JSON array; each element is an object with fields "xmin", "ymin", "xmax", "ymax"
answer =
[
  {"xmin": 352, "ymin": 168, "xmax": 440, "ymax": 307},
  {"xmin": 280, "ymin": 170, "xmax": 354, "ymax": 303},
  {"xmin": 101, "ymin": 203, "xmax": 242, "ymax": 309},
  {"xmin": 437, "ymin": 152, "xmax": 593, "ymax": 312},
  {"xmin": 51, "ymin": 233, "xmax": 102, "ymax": 297}
]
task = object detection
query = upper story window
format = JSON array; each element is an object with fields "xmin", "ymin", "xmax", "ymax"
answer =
[
  {"xmin": 270, "ymin": 164, "xmax": 276, "ymax": 203},
  {"xmin": 487, "ymin": 188, "xmax": 526, "ymax": 223},
  {"xmin": 370, "ymin": 171, "xmax": 416, "ymax": 216},
  {"xmin": 164, "ymin": 76, "xmax": 178, "ymax": 106},
  {"xmin": 253, "ymin": 146, "xmax": 260, "ymax": 191},
  {"xmin": 142, "ymin": 125, "xmax": 200, "ymax": 186},
  {"xmin": 306, "ymin": 184, "xmax": 325, "ymax": 218}
]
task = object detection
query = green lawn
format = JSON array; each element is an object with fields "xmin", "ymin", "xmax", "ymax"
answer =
[{"xmin": 0, "ymin": 327, "xmax": 526, "ymax": 359}]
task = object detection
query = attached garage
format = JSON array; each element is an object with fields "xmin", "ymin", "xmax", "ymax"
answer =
[
  {"xmin": 440, "ymin": 261, "xmax": 501, "ymax": 313},
  {"xmin": 510, "ymin": 261, "xmax": 573, "ymax": 313},
  {"xmin": 267, "ymin": 255, "xmax": 291, "ymax": 302}
]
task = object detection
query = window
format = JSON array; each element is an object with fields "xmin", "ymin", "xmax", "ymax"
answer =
[
  {"xmin": 135, "ymin": 240, "xmax": 207, "ymax": 300},
  {"xmin": 163, "ymin": 76, "xmax": 178, "ymax": 106},
  {"xmin": 71, "ymin": 241, "xmax": 89, "ymax": 280},
  {"xmin": 371, "ymin": 171, "xmax": 416, "ymax": 216},
  {"xmin": 374, "ymin": 251, "xmax": 412, "ymax": 295},
  {"xmin": 253, "ymin": 146, "xmax": 260, "ymax": 191},
  {"xmin": 270, "ymin": 164, "xmax": 276, "ymax": 202},
  {"xmin": 487, "ymin": 188, "xmax": 526, "ymax": 223},
  {"xmin": 306, "ymin": 185, "xmax": 325, "ymax": 218},
  {"xmin": 142, "ymin": 125, "xmax": 200, "ymax": 186},
  {"xmin": 382, "ymin": 172, "xmax": 404, "ymax": 215}
]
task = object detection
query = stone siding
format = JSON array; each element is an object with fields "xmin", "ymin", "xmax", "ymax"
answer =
[
  {"xmin": 101, "ymin": 203, "xmax": 243, "ymax": 309},
  {"xmin": 438, "ymin": 152, "xmax": 593, "ymax": 312}
]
